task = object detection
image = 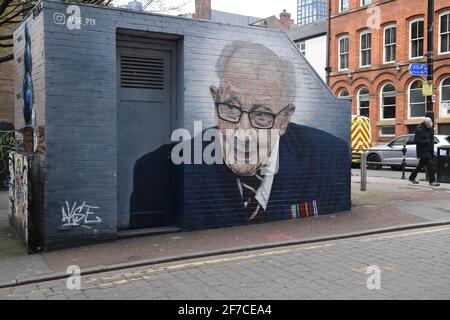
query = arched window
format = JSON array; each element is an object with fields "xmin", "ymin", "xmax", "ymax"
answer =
[
  {"xmin": 380, "ymin": 83, "xmax": 396, "ymax": 119},
  {"xmin": 357, "ymin": 87, "xmax": 370, "ymax": 117},
  {"xmin": 440, "ymin": 77, "xmax": 450, "ymax": 117},
  {"xmin": 408, "ymin": 80, "xmax": 426, "ymax": 118},
  {"xmin": 338, "ymin": 89, "xmax": 349, "ymax": 98}
]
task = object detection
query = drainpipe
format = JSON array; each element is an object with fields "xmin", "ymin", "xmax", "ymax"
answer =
[{"xmin": 325, "ymin": 0, "xmax": 332, "ymax": 86}]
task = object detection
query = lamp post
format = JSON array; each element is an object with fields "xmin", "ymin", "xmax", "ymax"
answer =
[
  {"xmin": 425, "ymin": 0, "xmax": 435, "ymax": 124},
  {"xmin": 326, "ymin": 0, "xmax": 332, "ymax": 86}
]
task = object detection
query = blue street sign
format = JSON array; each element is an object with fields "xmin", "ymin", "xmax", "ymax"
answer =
[{"xmin": 409, "ymin": 63, "xmax": 428, "ymax": 76}]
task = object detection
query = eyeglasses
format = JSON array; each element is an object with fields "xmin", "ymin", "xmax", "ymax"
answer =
[{"xmin": 215, "ymin": 102, "xmax": 288, "ymax": 129}]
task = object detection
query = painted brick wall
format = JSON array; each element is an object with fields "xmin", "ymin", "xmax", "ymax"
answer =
[
  {"xmin": 13, "ymin": 7, "xmax": 46, "ymax": 250},
  {"xmin": 27, "ymin": 0, "xmax": 351, "ymax": 250}
]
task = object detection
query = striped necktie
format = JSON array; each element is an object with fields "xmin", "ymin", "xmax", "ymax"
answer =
[{"xmin": 240, "ymin": 173, "xmax": 263, "ymax": 220}]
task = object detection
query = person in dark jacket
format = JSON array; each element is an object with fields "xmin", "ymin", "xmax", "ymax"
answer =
[{"xmin": 409, "ymin": 117, "xmax": 440, "ymax": 186}]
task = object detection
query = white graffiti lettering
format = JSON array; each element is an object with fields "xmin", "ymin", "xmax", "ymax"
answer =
[{"xmin": 61, "ymin": 201, "xmax": 101, "ymax": 227}]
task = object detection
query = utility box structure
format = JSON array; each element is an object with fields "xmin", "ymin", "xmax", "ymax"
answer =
[{"xmin": 13, "ymin": 0, "xmax": 352, "ymax": 251}]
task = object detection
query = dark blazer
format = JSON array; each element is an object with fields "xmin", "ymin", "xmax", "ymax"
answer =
[
  {"xmin": 414, "ymin": 124, "xmax": 434, "ymax": 160},
  {"xmin": 130, "ymin": 123, "xmax": 351, "ymax": 230}
]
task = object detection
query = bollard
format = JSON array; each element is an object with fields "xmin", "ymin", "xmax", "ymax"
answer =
[
  {"xmin": 361, "ymin": 151, "xmax": 367, "ymax": 191},
  {"xmin": 401, "ymin": 144, "xmax": 407, "ymax": 180}
]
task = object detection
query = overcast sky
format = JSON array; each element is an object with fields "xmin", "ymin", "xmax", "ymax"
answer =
[{"xmin": 115, "ymin": 0, "xmax": 298, "ymax": 22}]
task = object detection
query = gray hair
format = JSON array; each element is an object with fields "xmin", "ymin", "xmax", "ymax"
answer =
[
  {"xmin": 423, "ymin": 117, "xmax": 433, "ymax": 124},
  {"xmin": 214, "ymin": 41, "xmax": 296, "ymax": 105}
]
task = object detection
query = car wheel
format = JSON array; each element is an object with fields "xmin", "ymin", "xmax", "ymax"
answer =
[{"xmin": 367, "ymin": 153, "xmax": 382, "ymax": 170}]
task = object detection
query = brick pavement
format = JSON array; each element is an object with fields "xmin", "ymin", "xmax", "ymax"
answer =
[{"xmin": 1, "ymin": 225, "xmax": 450, "ymax": 300}]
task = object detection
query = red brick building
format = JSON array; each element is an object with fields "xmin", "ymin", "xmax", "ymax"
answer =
[{"xmin": 328, "ymin": 0, "xmax": 450, "ymax": 143}]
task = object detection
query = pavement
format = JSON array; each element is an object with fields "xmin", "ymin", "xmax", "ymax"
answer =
[
  {"xmin": 1, "ymin": 170, "xmax": 450, "ymax": 289},
  {"xmin": 1, "ymin": 225, "xmax": 450, "ymax": 300}
]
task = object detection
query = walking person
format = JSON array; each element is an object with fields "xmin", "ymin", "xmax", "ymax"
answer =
[{"xmin": 409, "ymin": 117, "xmax": 440, "ymax": 186}]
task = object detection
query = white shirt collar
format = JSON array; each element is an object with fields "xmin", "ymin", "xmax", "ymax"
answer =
[{"xmin": 236, "ymin": 134, "xmax": 280, "ymax": 211}]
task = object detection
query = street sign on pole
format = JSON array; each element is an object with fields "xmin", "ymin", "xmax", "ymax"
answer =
[{"xmin": 409, "ymin": 63, "xmax": 428, "ymax": 76}]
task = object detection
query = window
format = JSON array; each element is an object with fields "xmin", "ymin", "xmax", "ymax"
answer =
[
  {"xmin": 339, "ymin": 0, "xmax": 349, "ymax": 12},
  {"xmin": 338, "ymin": 89, "xmax": 349, "ymax": 98},
  {"xmin": 384, "ymin": 25, "xmax": 397, "ymax": 63},
  {"xmin": 408, "ymin": 80, "xmax": 426, "ymax": 118},
  {"xmin": 360, "ymin": 0, "xmax": 372, "ymax": 6},
  {"xmin": 338, "ymin": 36, "xmax": 349, "ymax": 70},
  {"xmin": 439, "ymin": 11, "xmax": 450, "ymax": 54},
  {"xmin": 296, "ymin": 41, "xmax": 306, "ymax": 55},
  {"xmin": 297, "ymin": 0, "xmax": 327, "ymax": 26},
  {"xmin": 380, "ymin": 126, "xmax": 395, "ymax": 137},
  {"xmin": 380, "ymin": 83, "xmax": 396, "ymax": 119},
  {"xmin": 439, "ymin": 124, "xmax": 450, "ymax": 135},
  {"xmin": 410, "ymin": 19, "xmax": 424, "ymax": 59},
  {"xmin": 390, "ymin": 135, "xmax": 409, "ymax": 145},
  {"xmin": 440, "ymin": 77, "xmax": 450, "ymax": 117},
  {"xmin": 358, "ymin": 87, "xmax": 370, "ymax": 117},
  {"xmin": 360, "ymin": 31, "xmax": 371, "ymax": 67}
]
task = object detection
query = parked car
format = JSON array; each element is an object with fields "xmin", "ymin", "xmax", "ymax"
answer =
[{"xmin": 365, "ymin": 134, "xmax": 450, "ymax": 170}]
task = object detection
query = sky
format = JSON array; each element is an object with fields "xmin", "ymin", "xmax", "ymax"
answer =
[{"xmin": 115, "ymin": 0, "xmax": 298, "ymax": 22}]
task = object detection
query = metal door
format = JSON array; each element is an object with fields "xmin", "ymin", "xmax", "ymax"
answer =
[{"xmin": 117, "ymin": 43, "xmax": 174, "ymax": 229}]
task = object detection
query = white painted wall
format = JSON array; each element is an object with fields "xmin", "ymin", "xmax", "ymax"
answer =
[{"xmin": 297, "ymin": 35, "xmax": 326, "ymax": 81}]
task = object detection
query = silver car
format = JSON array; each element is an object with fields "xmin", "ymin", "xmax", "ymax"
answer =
[{"xmin": 366, "ymin": 134, "xmax": 450, "ymax": 170}]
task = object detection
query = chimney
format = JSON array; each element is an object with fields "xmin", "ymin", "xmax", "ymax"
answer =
[
  {"xmin": 195, "ymin": 0, "xmax": 211, "ymax": 20},
  {"xmin": 280, "ymin": 9, "xmax": 293, "ymax": 29}
]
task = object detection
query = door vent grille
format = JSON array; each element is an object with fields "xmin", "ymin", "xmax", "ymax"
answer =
[{"xmin": 120, "ymin": 55, "xmax": 164, "ymax": 90}]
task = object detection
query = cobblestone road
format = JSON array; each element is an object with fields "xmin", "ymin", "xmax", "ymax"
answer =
[{"xmin": 1, "ymin": 225, "xmax": 450, "ymax": 300}]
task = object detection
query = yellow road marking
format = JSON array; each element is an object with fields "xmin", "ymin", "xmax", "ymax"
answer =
[
  {"xmin": 124, "ymin": 272, "xmax": 142, "ymax": 277},
  {"xmin": 352, "ymin": 265, "xmax": 395, "ymax": 273},
  {"xmin": 102, "ymin": 275, "xmax": 123, "ymax": 281},
  {"xmin": 84, "ymin": 278, "xmax": 98, "ymax": 283},
  {"xmin": 96, "ymin": 226, "xmax": 450, "ymax": 285},
  {"xmin": 357, "ymin": 226, "xmax": 450, "ymax": 243},
  {"xmin": 98, "ymin": 283, "xmax": 114, "ymax": 288}
]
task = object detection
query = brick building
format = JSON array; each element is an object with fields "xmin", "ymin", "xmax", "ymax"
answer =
[
  {"xmin": 0, "ymin": 10, "xmax": 17, "ymax": 128},
  {"xmin": 328, "ymin": 0, "xmax": 450, "ymax": 143},
  {"xmin": 193, "ymin": 0, "xmax": 295, "ymax": 30},
  {"xmin": 12, "ymin": 0, "xmax": 350, "ymax": 251}
]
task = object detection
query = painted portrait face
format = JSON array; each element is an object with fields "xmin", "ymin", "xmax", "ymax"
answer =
[{"xmin": 210, "ymin": 43, "xmax": 295, "ymax": 176}]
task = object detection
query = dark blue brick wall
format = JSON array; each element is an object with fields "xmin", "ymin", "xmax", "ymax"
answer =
[{"xmin": 14, "ymin": 0, "xmax": 351, "ymax": 250}]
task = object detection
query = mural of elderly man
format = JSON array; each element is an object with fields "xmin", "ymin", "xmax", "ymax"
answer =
[{"xmin": 130, "ymin": 42, "xmax": 351, "ymax": 230}]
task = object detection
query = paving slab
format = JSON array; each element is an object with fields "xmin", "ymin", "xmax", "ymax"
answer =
[{"xmin": 0, "ymin": 175, "xmax": 450, "ymax": 287}]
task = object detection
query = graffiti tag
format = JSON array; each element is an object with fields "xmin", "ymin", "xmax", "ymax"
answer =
[
  {"xmin": 0, "ymin": 130, "xmax": 16, "ymax": 176},
  {"xmin": 61, "ymin": 201, "xmax": 101, "ymax": 227},
  {"xmin": 1, "ymin": 129, "xmax": 15, "ymax": 187}
]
